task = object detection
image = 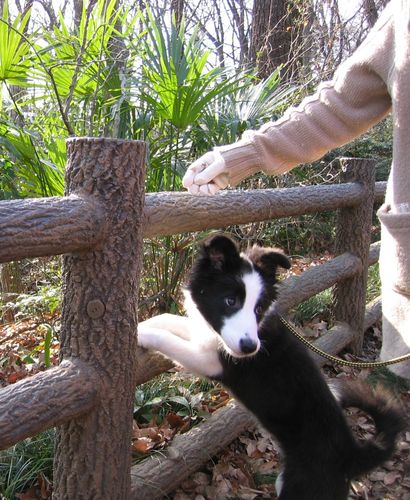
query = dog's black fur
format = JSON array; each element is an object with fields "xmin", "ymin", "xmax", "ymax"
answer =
[{"xmin": 187, "ymin": 235, "xmax": 406, "ymax": 500}]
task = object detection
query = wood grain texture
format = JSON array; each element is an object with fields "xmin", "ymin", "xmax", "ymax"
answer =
[
  {"xmin": 0, "ymin": 195, "xmax": 106, "ymax": 263},
  {"xmin": 364, "ymin": 296, "xmax": 382, "ymax": 330},
  {"xmin": 0, "ymin": 358, "xmax": 99, "ymax": 450},
  {"xmin": 374, "ymin": 181, "xmax": 386, "ymax": 203},
  {"xmin": 308, "ymin": 322, "xmax": 355, "ymax": 367},
  {"xmin": 369, "ymin": 241, "xmax": 381, "ymax": 265},
  {"xmin": 333, "ymin": 158, "xmax": 376, "ymax": 353},
  {"xmin": 53, "ymin": 138, "xmax": 146, "ymax": 500},
  {"xmin": 143, "ymin": 182, "xmax": 364, "ymax": 238},
  {"xmin": 0, "ymin": 180, "xmax": 385, "ymax": 262}
]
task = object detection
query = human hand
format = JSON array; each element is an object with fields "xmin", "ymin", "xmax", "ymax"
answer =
[{"xmin": 182, "ymin": 150, "xmax": 229, "ymax": 195}]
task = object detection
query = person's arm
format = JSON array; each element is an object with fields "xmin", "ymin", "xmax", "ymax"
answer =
[{"xmin": 184, "ymin": 4, "xmax": 393, "ymax": 193}]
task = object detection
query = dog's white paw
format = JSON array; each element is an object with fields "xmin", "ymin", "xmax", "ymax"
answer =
[
  {"xmin": 137, "ymin": 325, "xmax": 170, "ymax": 351},
  {"xmin": 137, "ymin": 325, "xmax": 158, "ymax": 349}
]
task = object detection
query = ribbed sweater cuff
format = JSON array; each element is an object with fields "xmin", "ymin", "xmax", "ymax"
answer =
[{"xmin": 216, "ymin": 141, "xmax": 261, "ymax": 187}]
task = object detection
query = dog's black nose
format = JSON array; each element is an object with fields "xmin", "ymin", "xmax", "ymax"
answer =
[{"xmin": 240, "ymin": 337, "xmax": 258, "ymax": 354}]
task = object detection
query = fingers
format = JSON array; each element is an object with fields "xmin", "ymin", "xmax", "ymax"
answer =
[
  {"xmin": 182, "ymin": 165, "xmax": 201, "ymax": 189},
  {"xmin": 194, "ymin": 161, "xmax": 225, "ymax": 185},
  {"xmin": 182, "ymin": 152, "xmax": 215, "ymax": 189},
  {"xmin": 208, "ymin": 172, "xmax": 229, "ymax": 189},
  {"xmin": 186, "ymin": 182, "xmax": 220, "ymax": 195},
  {"xmin": 183, "ymin": 150, "xmax": 228, "ymax": 195}
]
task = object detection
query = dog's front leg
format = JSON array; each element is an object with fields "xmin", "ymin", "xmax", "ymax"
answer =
[
  {"xmin": 138, "ymin": 314, "xmax": 192, "ymax": 340},
  {"xmin": 137, "ymin": 325, "xmax": 223, "ymax": 378}
]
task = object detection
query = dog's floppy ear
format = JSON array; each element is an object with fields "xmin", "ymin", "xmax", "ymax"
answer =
[
  {"xmin": 201, "ymin": 234, "xmax": 241, "ymax": 271},
  {"xmin": 247, "ymin": 245, "xmax": 291, "ymax": 279}
]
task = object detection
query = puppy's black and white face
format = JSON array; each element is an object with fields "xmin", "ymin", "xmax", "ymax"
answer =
[{"xmin": 185, "ymin": 235, "xmax": 290, "ymax": 358}]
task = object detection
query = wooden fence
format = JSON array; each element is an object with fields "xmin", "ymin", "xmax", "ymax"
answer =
[{"xmin": 0, "ymin": 137, "xmax": 386, "ymax": 499}]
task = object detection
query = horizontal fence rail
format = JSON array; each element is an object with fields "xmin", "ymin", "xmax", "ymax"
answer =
[
  {"xmin": 0, "ymin": 174, "xmax": 386, "ymax": 444},
  {"xmin": 0, "ymin": 359, "xmax": 100, "ymax": 449},
  {"xmin": 0, "ymin": 182, "xmax": 387, "ymax": 265},
  {"xmin": 143, "ymin": 182, "xmax": 364, "ymax": 238},
  {"xmin": 143, "ymin": 181, "xmax": 386, "ymax": 239},
  {"xmin": 130, "ymin": 401, "xmax": 257, "ymax": 499},
  {"xmin": 276, "ymin": 252, "xmax": 362, "ymax": 312},
  {"xmin": 0, "ymin": 195, "xmax": 106, "ymax": 263}
]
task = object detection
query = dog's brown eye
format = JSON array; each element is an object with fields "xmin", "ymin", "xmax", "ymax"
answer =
[
  {"xmin": 255, "ymin": 305, "xmax": 263, "ymax": 315},
  {"xmin": 224, "ymin": 296, "xmax": 237, "ymax": 307}
]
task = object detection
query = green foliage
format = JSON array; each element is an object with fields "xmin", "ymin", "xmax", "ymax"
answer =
[
  {"xmin": 293, "ymin": 288, "xmax": 333, "ymax": 325},
  {"xmin": 0, "ymin": 1, "xmax": 32, "ymax": 94},
  {"xmin": 137, "ymin": 11, "xmax": 246, "ymax": 193},
  {"xmin": 253, "ymin": 471, "xmax": 278, "ymax": 486},
  {"xmin": 200, "ymin": 68, "xmax": 296, "ymax": 146},
  {"xmin": 38, "ymin": 0, "xmax": 134, "ymax": 136},
  {"xmin": 22, "ymin": 323, "xmax": 55, "ymax": 368},
  {"xmin": 139, "ymin": 10, "xmax": 240, "ymax": 131},
  {"xmin": 0, "ymin": 0, "xmax": 299, "ymax": 200},
  {"xmin": 7, "ymin": 285, "xmax": 61, "ymax": 322},
  {"xmin": 0, "ymin": 0, "xmax": 389, "ymax": 333},
  {"xmin": 187, "ymin": 69, "xmax": 297, "ymax": 160},
  {"xmin": 0, "ymin": 430, "xmax": 54, "ymax": 499},
  {"xmin": 292, "ymin": 259, "xmax": 382, "ymax": 326},
  {"xmin": 366, "ymin": 367, "xmax": 410, "ymax": 392},
  {"xmin": 0, "ymin": 121, "xmax": 65, "ymax": 197},
  {"xmin": 367, "ymin": 263, "xmax": 381, "ymax": 303},
  {"xmin": 0, "ymin": 0, "xmax": 142, "ymax": 199},
  {"xmin": 139, "ymin": 235, "xmax": 194, "ymax": 316},
  {"xmin": 134, "ymin": 374, "xmax": 213, "ymax": 424}
]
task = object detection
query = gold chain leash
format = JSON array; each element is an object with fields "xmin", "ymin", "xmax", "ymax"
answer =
[{"xmin": 279, "ymin": 316, "xmax": 410, "ymax": 369}]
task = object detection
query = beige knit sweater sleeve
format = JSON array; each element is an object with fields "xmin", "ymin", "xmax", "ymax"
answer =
[{"xmin": 217, "ymin": 4, "xmax": 394, "ymax": 187}]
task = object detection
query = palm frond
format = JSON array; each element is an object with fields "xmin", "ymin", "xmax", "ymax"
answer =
[
  {"xmin": 0, "ymin": 0, "xmax": 32, "ymax": 93},
  {"xmin": 139, "ymin": 9, "xmax": 242, "ymax": 130}
]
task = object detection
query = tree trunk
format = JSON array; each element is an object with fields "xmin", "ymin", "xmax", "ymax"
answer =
[
  {"xmin": 249, "ymin": 0, "xmax": 303, "ymax": 80},
  {"xmin": 73, "ymin": 0, "xmax": 84, "ymax": 28},
  {"xmin": 226, "ymin": 0, "xmax": 249, "ymax": 67},
  {"xmin": 52, "ymin": 138, "xmax": 146, "ymax": 499},
  {"xmin": 171, "ymin": 0, "xmax": 185, "ymax": 28},
  {"xmin": 363, "ymin": 0, "xmax": 378, "ymax": 27}
]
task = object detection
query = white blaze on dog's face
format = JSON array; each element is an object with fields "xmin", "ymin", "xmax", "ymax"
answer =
[
  {"xmin": 220, "ymin": 270, "xmax": 262, "ymax": 357},
  {"xmin": 186, "ymin": 235, "xmax": 290, "ymax": 359}
]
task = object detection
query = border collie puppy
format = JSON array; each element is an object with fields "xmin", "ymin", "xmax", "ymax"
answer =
[{"xmin": 138, "ymin": 234, "xmax": 405, "ymax": 500}]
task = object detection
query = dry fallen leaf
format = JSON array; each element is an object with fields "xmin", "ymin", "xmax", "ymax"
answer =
[
  {"xmin": 131, "ymin": 436, "xmax": 156, "ymax": 454},
  {"xmin": 383, "ymin": 471, "xmax": 401, "ymax": 486},
  {"xmin": 15, "ymin": 487, "xmax": 38, "ymax": 500}
]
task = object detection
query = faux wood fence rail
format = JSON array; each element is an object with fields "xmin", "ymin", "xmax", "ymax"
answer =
[{"xmin": 0, "ymin": 138, "xmax": 384, "ymax": 499}]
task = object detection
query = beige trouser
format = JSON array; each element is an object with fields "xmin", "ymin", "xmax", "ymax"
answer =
[{"xmin": 378, "ymin": 203, "xmax": 410, "ymax": 379}]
